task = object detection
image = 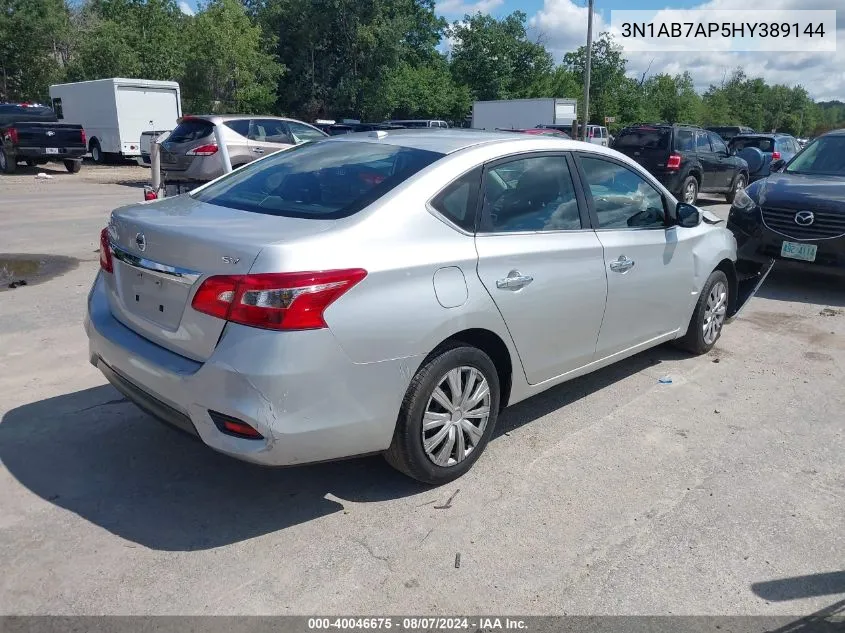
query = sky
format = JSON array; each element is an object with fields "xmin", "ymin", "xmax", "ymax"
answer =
[{"xmin": 180, "ymin": 0, "xmax": 845, "ymax": 101}]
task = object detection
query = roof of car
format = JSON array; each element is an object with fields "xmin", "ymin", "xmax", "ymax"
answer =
[
  {"xmin": 731, "ymin": 133, "xmax": 792, "ymax": 139},
  {"xmin": 324, "ymin": 128, "xmax": 586, "ymax": 154},
  {"xmin": 824, "ymin": 128, "xmax": 845, "ymax": 136}
]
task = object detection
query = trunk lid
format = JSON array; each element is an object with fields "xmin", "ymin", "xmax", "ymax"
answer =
[
  {"xmin": 105, "ymin": 194, "xmax": 334, "ymax": 361},
  {"xmin": 17, "ymin": 122, "xmax": 85, "ymax": 149},
  {"xmin": 159, "ymin": 118, "xmax": 216, "ymax": 172}
]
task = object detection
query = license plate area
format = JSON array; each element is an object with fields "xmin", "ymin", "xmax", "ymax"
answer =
[
  {"xmin": 781, "ymin": 240, "xmax": 817, "ymax": 262},
  {"xmin": 45, "ymin": 147, "xmax": 59, "ymax": 155},
  {"xmin": 117, "ymin": 264, "xmax": 189, "ymax": 330}
]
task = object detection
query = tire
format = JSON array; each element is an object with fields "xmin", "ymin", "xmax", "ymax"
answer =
[
  {"xmin": 726, "ymin": 173, "xmax": 746, "ymax": 204},
  {"xmin": 25, "ymin": 159, "xmax": 36, "ymax": 168},
  {"xmin": 675, "ymin": 270, "xmax": 729, "ymax": 355},
  {"xmin": 64, "ymin": 159, "xmax": 82, "ymax": 173},
  {"xmin": 90, "ymin": 140, "xmax": 105, "ymax": 164},
  {"xmin": 679, "ymin": 175, "xmax": 699, "ymax": 205},
  {"xmin": 0, "ymin": 149, "xmax": 16, "ymax": 174},
  {"xmin": 385, "ymin": 343, "xmax": 501, "ymax": 485}
]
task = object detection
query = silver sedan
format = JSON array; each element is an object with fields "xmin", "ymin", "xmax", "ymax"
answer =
[{"xmin": 85, "ymin": 130, "xmax": 767, "ymax": 484}]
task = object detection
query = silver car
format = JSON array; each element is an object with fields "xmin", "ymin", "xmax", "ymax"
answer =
[
  {"xmin": 86, "ymin": 130, "xmax": 766, "ymax": 484},
  {"xmin": 159, "ymin": 115, "xmax": 327, "ymax": 183}
]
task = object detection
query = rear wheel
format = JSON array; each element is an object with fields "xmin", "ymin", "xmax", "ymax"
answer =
[
  {"xmin": 679, "ymin": 175, "xmax": 699, "ymax": 204},
  {"xmin": 385, "ymin": 344, "xmax": 500, "ymax": 485},
  {"xmin": 0, "ymin": 149, "xmax": 16, "ymax": 174},
  {"xmin": 25, "ymin": 159, "xmax": 36, "ymax": 168},
  {"xmin": 675, "ymin": 270, "xmax": 729, "ymax": 355},
  {"xmin": 90, "ymin": 140, "xmax": 105, "ymax": 164},
  {"xmin": 726, "ymin": 173, "xmax": 746, "ymax": 204},
  {"xmin": 64, "ymin": 159, "xmax": 82, "ymax": 173}
]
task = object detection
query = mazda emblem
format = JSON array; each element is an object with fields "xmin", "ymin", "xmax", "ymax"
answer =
[
  {"xmin": 46, "ymin": 130, "xmax": 55, "ymax": 137},
  {"xmin": 135, "ymin": 233, "xmax": 146, "ymax": 252},
  {"xmin": 794, "ymin": 211, "xmax": 815, "ymax": 226}
]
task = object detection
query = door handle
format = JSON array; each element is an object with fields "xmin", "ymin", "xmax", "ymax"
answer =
[
  {"xmin": 609, "ymin": 255, "xmax": 635, "ymax": 273},
  {"xmin": 496, "ymin": 270, "xmax": 534, "ymax": 290},
  {"xmin": 253, "ymin": 148, "xmax": 264, "ymax": 154}
]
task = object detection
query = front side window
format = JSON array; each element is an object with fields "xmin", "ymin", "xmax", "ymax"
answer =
[
  {"xmin": 223, "ymin": 119, "xmax": 251, "ymax": 137},
  {"xmin": 579, "ymin": 156, "xmax": 667, "ymax": 230},
  {"xmin": 287, "ymin": 121, "xmax": 327, "ymax": 143},
  {"xmin": 193, "ymin": 141, "xmax": 444, "ymax": 219},
  {"xmin": 480, "ymin": 155, "xmax": 581, "ymax": 233},
  {"xmin": 710, "ymin": 134, "xmax": 728, "ymax": 154},
  {"xmin": 250, "ymin": 119, "xmax": 292, "ymax": 144}
]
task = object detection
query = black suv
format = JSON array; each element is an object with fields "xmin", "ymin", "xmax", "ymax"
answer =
[{"xmin": 612, "ymin": 124, "xmax": 749, "ymax": 204}]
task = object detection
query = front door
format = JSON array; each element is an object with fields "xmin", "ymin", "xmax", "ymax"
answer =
[
  {"xmin": 574, "ymin": 154, "xmax": 695, "ymax": 359},
  {"xmin": 696, "ymin": 131, "xmax": 718, "ymax": 190},
  {"xmin": 474, "ymin": 153, "xmax": 608, "ymax": 385},
  {"xmin": 708, "ymin": 132, "xmax": 735, "ymax": 190}
]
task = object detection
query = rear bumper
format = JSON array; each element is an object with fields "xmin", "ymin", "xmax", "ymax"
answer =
[
  {"xmin": 84, "ymin": 272, "xmax": 419, "ymax": 466},
  {"xmin": 15, "ymin": 146, "xmax": 85, "ymax": 160},
  {"xmin": 728, "ymin": 208, "xmax": 845, "ymax": 276}
]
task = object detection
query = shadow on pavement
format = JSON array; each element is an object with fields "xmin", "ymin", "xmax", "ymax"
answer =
[
  {"xmin": 756, "ymin": 265, "xmax": 845, "ymax": 308},
  {"xmin": 752, "ymin": 571, "xmax": 845, "ymax": 602},
  {"xmin": 0, "ymin": 343, "xmax": 692, "ymax": 552}
]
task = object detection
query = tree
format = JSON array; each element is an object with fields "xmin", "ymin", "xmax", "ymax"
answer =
[
  {"xmin": 180, "ymin": 0, "xmax": 284, "ymax": 113},
  {"xmin": 562, "ymin": 32, "xmax": 626, "ymax": 125},
  {"xmin": 448, "ymin": 11, "xmax": 553, "ymax": 101}
]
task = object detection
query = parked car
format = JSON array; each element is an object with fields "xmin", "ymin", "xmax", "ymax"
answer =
[
  {"xmin": 137, "ymin": 129, "xmax": 172, "ymax": 167},
  {"xmin": 613, "ymin": 123, "xmax": 749, "ymax": 204},
  {"xmin": 503, "ymin": 128, "xmax": 571, "ymax": 138},
  {"xmin": 158, "ymin": 115, "xmax": 327, "ymax": 185},
  {"xmin": 729, "ymin": 133, "xmax": 800, "ymax": 183},
  {"xmin": 0, "ymin": 103, "xmax": 86, "ymax": 174},
  {"xmin": 728, "ymin": 129, "xmax": 845, "ymax": 276},
  {"xmin": 706, "ymin": 126, "xmax": 756, "ymax": 142},
  {"xmin": 535, "ymin": 123, "xmax": 574, "ymax": 134},
  {"xmin": 87, "ymin": 129, "xmax": 765, "ymax": 484},
  {"xmin": 386, "ymin": 119, "xmax": 449, "ymax": 128},
  {"xmin": 317, "ymin": 122, "xmax": 403, "ymax": 136}
]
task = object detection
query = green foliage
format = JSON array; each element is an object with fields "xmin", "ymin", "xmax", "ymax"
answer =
[{"xmin": 3, "ymin": 2, "xmax": 844, "ymax": 134}]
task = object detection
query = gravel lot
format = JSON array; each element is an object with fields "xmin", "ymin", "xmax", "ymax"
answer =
[{"xmin": 0, "ymin": 171, "xmax": 843, "ymax": 617}]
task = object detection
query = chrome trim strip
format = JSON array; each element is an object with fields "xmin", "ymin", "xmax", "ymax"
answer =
[{"xmin": 110, "ymin": 242, "xmax": 201, "ymax": 285}]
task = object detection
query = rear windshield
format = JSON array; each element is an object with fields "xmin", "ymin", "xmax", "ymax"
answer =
[
  {"xmin": 730, "ymin": 137, "xmax": 775, "ymax": 153},
  {"xmin": 193, "ymin": 140, "xmax": 444, "ymax": 219},
  {"xmin": 0, "ymin": 104, "xmax": 58, "ymax": 126},
  {"xmin": 168, "ymin": 119, "xmax": 214, "ymax": 143},
  {"xmin": 614, "ymin": 128, "xmax": 670, "ymax": 150},
  {"xmin": 707, "ymin": 127, "xmax": 744, "ymax": 140}
]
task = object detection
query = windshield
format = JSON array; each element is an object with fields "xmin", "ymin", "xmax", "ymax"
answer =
[
  {"xmin": 193, "ymin": 140, "xmax": 444, "ymax": 219},
  {"xmin": 731, "ymin": 137, "xmax": 775, "ymax": 153},
  {"xmin": 614, "ymin": 128, "xmax": 670, "ymax": 150},
  {"xmin": 785, "ymin": 136, "xmax": 845, "ymax": 176}
]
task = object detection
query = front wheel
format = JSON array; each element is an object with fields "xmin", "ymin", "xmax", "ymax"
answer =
[
  {"xmin": 726, "ymin": 173, "xmax": 746, "ymax": 204},
  {"xmin": 675, "ymin": 270, "xmax": 729, "ymax": 355},
  {"xmin": 385, "ymin": 344, "xmax": 500, "ymax": 485},
  {"xmin": 0, "ymin": 149, "xmax": 16, "ymax": 174}
]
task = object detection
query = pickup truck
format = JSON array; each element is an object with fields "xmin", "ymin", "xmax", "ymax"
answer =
[{"xmin": 0, "ymin": 103, "xmax": 86, "ymax": 174}]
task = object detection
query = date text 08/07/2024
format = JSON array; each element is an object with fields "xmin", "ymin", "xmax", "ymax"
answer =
[
  {"xmin": 307, "ymin": 617, "xmax": 528, "ymax": 630},
  {"xmin": 620, "ymin": 21, "xmax": 826, "ymax": 39}
]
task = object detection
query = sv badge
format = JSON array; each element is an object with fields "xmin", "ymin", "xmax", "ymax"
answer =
[{"xmin": 221, "ymin": 256, "xmax": 240, "ymax": 264}]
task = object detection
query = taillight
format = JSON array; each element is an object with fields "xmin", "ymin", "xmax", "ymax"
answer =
[
  {"xmin": 772, "ymin": 151, "xmax": 781, "ymax": 160},
  {"xmin": 186, "ymin": 144, "xmax": 218, "ymax": 156},
  {"xmin": 7, "ymin": 127, "xmax": 18, "ymax": 144},
  {"xmin": 666, "ymin": 154, "xmax": 682, "ymax": 170},
  {"xmin": 99, "ymin": 228, "xmax": 113, "ymax": 273},
  {"xmin": 191, "ymin": 269, "xmax": 367, "ymax": 330},
  {"xmin": 81, "ymin": 128, "xmax": 86, "ymax": 147}
]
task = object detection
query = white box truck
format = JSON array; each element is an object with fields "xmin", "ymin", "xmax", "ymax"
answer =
[
  {"xmin": 49, "ymin": 78, "xmax": 181, "ymax": 163},
  {"xmin": 472, "ymin": 98, "xmax": 577, "ymax": 131}
]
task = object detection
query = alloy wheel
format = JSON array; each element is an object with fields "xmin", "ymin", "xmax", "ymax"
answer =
[
  {"xmin": 422, "ymin": 366, "xmax": 491, "ymax": 467},
  {"xmin": 684, "ymin": 180, "xmax": 697, "ymax": 203},
  {"xmin": 702, "ymin": 280, "xmax": 728, "ymax": 345}
]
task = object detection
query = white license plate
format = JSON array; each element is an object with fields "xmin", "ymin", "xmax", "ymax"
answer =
[
  {"xmin": 781, "ymin": 241, "xmax": 817, "ymax": 262},
  {"xmin": 45, "ymin": 147, "xmax": 59, "ymax": 155}
]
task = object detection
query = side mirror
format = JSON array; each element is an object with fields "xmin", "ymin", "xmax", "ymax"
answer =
[
  {"xmin": 771, "ymin": 158, "xmax": 786, "ymax": 172},
  {"xmin": 676, "ymin": 202, "xmax": 701, "ymax": 228}
]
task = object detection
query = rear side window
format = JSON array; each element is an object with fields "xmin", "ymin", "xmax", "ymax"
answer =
[
  {"xmin": 193, "ymin": 141, "xmax": 444, "ymax": 219},
  {"xmin": 615, "ymin": 128, "xmax": 670, "ymax": 150},
  {"xmin": 52, "ymin": 98, "xmax": 63, "ymax": 119},
  {"xmin": 675, "ymin": 130, "xmax": 695, "ymax": 151},
  {"xmin": 169, "ymin": 119, "xmax": 214, "ymax": 143},
  {"xmin": 696, "ymin": 132, "xmax": 712, "ymax": 151},
  {"xmin": 224, "ymin": 119, "xmax": 251, "ymax": 137},
  {"xmin": 430, "ymin": 167, "xmax": 482, "ymax": 231}
]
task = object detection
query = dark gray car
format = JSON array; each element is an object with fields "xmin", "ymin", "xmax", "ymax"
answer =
[{"xmin": 729, "ymin": 133, "xmax": 801, "ymax": 183}]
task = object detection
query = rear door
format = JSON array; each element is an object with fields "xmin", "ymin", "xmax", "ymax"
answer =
[
  {"xmin": 574, "ymin": 153, "xmax": 695, "ymax": 358},
  {"xmin": 248, "ymin": 118, "xmax": 294, "ymax": 158},
  {"xmin": 474, "ymin": 152, "xmax": 608, "ymax": 384},
  {"xmin": 695, "ymin": 131, "xmax": 718, "ymax": 189},
  {"xmin": 115, "ymin": 86, "xmax": 180, "ymax": 153}
]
